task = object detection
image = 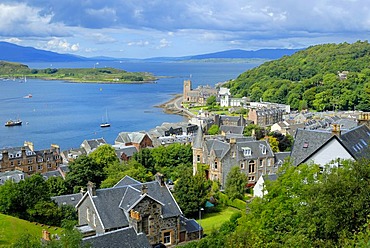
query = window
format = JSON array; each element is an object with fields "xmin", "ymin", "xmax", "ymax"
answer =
[
  {"xmin": 9, "ymin": 154, "xmax": 14, "ymax": 158},
  {"xmin": 303, "ymin": 142, "xmax": 309, "ymax": 148},
  {"xmin": 214, "ymin": 161, "xmax": 218, "ymax": 170},
  {"xmin": 38, "ymin": 158, "xmax": 43, "ymax": 162},
  {"xmin": 164, "ymin": 231, "xmax": 171, "ymax": 245},
  {"xmin": 47, "ymin": 163, "xmax": 52, "ymax": 168},
  {"xmin": 248, "ymin": 160, "xmax": 255, "ymax": 173},
  {"xmin": 242, "ymin": 147, "xmax": 251, "ymax": 156},
  {"xmin": 142, "ymin": 216, "xmax": 149, "ymax": 234},
  {"xmin": 259, "ymin": 159, "xmax": 264, "ymax": 167},
  {"xmin": 17, "ymin": 160, "xmax": 21, "ymax": 166},
  {"xmin": 28, "ymin": 166, "xmax": 33, "ymax": 171},
  {"xmin": 10, "ymin": 161, "xmax": 14, "ymax": 166},
  {"xmin": 240, "ymin": 162, "xmax": 244, "ymax": 169},
  {"xmin": 87, "ymin": 208, "xmax": 90, "ymax": 221},
  {"xmin": 93, "ymin": 213, "xmax": 96, "ymax": 227},
  {"xmin": 37, "ymin": 165, "xmax": 43, "ymax": 170},
  {"xmin": 260, "ymin": 144, "xmax": 267, "ymax": 154},
  {"xmin": 248, "ymin": 176, "xmax": 255, "ymax": 181},
  {"xmin": 197, "ymin": 155, "xmax": 200, "ymax": 162},
  {"xmin": 28, "ymin": 159, "xmax": 33, "ymax": 164}
]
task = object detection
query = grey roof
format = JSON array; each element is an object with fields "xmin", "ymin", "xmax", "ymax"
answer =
[
  {"xmin": 115, "ymin": 132, "xmax": 147, "ymax": 144},
  {"xmin": 193, "ymin": 126, "xmax": 203, "ymax": 149},
  {"xmin": 220, "ymin": 125, "xmax": 244, "ymax": 135},
  {"xmin": 274, "ymin": 152, "xmax": 290, "ymax": 164},
  {"xmin": 82, "ymin": 227, "xmax": 151, "ymax": 248},
  {"xmin": 206, "ymin": 139, "xmax": 230, "ymax": 159},
  {"xmin": 52, "ymin": 193, "xmax": 83, "ymax": 207},
  {"xmin": 113, "ymin": 175, "xmax": 141, "ymax": 188},
  {"xmin": 115, "ymin": 146, "xmax": 138, "ymax": 159},
  {"xmin": 180, "ymin": 217, "xmax": 202, "ymax": 233},
  {"xmin": 83, "ymin": 178, "xmax": 182, "ymax": 231},
  {"xmin": 290, "ymin": 125, "xmax": 370, "ymax": 166},
  {"xmin": 81, "ymin": 138, "xmax": 107, "ymax": 152},
  {"xmin": 0, "ymin": 146, "xmax": 35, "ymax": 161},
  {"xmin": 236, "ymin": 140, "xmax": 274, "ymax": 160},
  {"xmin": 42, "ymin": 170, "xmax": 63, "ymax": 179},
  {"xmin": 0, "ymin": 170, "xmax": 25, "ymax": 185}
]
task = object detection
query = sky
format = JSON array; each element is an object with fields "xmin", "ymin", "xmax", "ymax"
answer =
[{"xmin": 0, "ymin": 0, "xmax": 369, "ymax": 59}]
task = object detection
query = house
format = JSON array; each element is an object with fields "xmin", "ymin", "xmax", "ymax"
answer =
[
  {"xmin": 75, "ymin": 174, "xmax": 202, "ymax": 247},
  {"xmin": 80, "ymin": 138, "xmax": 107, "ymax": 154},
  {"xmin": 61, "ymin": 148, "xmax": 87, "ymax": 164},
  {"xmin": 115, "ymin": 132, "xmax": 153, "ymax": 150},
  {"xmin": 248, "ymin": 108, "xmax": 284, "ymax": 127},
  {"xmin": 290, "ymin": 124, "xmax": 370, "ymax": 168},
  {"xmin": 0, "ymin": 170, "xmax": 25, "ymax": 185},
  {"xmin": 183, "ymin": 80, "xmax": 218, "ymax": 105},
  {"xmin": 0, "ymin": 142, "xmax": 62, "ymax": 175},
  {"xmin": 218, "ymin": 87, "xmax": 249, "ymax": 107},
  {"xmin": 192, "ymin": 127, "xmax": 278, "ymax": 187},
  {"xmin": 148, "ymin": 122, "xmax": 198, "ymax": 146},
  {"xmin": 253, "ymin": 173, "xmax": 278, "ymax": 198},
  {"xmin": 112, "ymin": 144, "xmax": 138, "ymax": 162},
  {"xmin": 214, "ymin": 114, "xmax": 247, "ymax": 127},
  {"xmin": 220, "ymin": 125, "xmax": 244, "ymax": 135}
]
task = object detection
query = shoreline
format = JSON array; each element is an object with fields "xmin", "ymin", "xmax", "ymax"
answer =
[{"xmin": 155, "ymin": 94, "xmax": 195, "ymax": 119}]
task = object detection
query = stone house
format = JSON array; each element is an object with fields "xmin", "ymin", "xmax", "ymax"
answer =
[
  {"xmin": 112, "ymin": 144, "xmax": 138, "ymax": 162},
  {"xmin": 115, "ymin": 132, "xmax": 153, "ymax": 150},
  {"xmin": 80, "ymin": 138, "xmax": 107, "ymax": 154},
  {"xmin": 214, "ymin": 114, "xmax": 247, "ymax": 127},
  {"xmin": 0, "ymin": 143, "xmax": 62, "ymax": 175},
  {"xmin": 192, "ymin": 127, "xmax": 278, "ymax": 187},
  {"xmin": 0, "ymin": 169, "xmax": 25, "ymax": 185},
  {"xmin": 75, "ymin": 175, "xmax": 201, "ymax": 247},
  {"xmin": 183, "ymin": 80, "xmax": 217, "ymax": 105},
  {"xmin": 290, "ymin": 124, "xmax": 370, "ymax": 167},
  {"xmin": 248, "ymin": 107, "xmax": 284, "ymax": 127}
]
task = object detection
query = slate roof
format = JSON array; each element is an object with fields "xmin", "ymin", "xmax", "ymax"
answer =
[
  {"xmin": 115, "ymin": 132, "xmax": 147, "ymax": 144},
  {"xmin": 52, "ymin": 193, "xmax": 83, "ymax": 207},
  {"xmin": 180, "ymin": 217, "xmax": 202, "ymax": 233},
  {"xmin": 206, "ymin": 139, "xmax": 230, "ymax": 160},
  {"xmin": 82, "ymin": 227, "xmax": 151, "ymax": 248},
  {"xmin": 220, "ymin": 125, "xmax": 244, "ymax": 135},
  {"xmin": 79, "ymin": 178, "xmax": 183, "ymax": 231},
  {"xmin": 236, "ymin": 140, "xmax": 274, "ymax": 160},
  {"xmin": 0, "ymin": 170, "xmax": 25, "ymax": 185},
  {"xmin": 262, "ymin": 173, "xmax": 278, "ymax": 182},
  {"xmin": 114, "ymin": 145, "xmax": 138, "ymax": 159},
  {"xmin": 113, "ymin": 175, "xmax": 141, "ymax": 187},
  {"xmin": 0, "ymin": 146, "xmax": 35, "ymax": 160},
  {"xmin": 192, "ymin": 126, "xmax": 204, "ymax": 149},
  {"xmin": 290, "ymin": 125, "xmax": 370, "ymax": 166}
]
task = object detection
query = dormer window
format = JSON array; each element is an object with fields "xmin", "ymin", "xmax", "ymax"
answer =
[
  {"xmin": 242, "ymin": 147, "xmax": 252, "ymax": 156},
  {"xmin": 303, "ymin": 142, "xmax": 309, "ymax": 148},
  {"xmin": 260, "ymin": 144, "xmax": 267, "ymax": 154}
]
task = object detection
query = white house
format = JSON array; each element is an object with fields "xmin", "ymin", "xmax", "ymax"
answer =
[{"xmin": 253, "ymin": 174, "xmax": 278, "ymax": 198}]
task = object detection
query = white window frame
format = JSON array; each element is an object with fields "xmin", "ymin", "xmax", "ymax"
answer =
[{"xmin": 164, "ymin": 231, "xmax": 171, "ymax": 245}]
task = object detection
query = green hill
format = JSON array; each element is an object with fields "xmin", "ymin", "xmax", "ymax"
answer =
[
  {"xmin": 226, "ymin": 40, "xmax": 370, "ymax": 111},
  {"xmin": 0, "ymin": 61, "xmax": 156, "ymax": 83},
  {"xmin": 0, "ymin": 213, "xmax": 62, "ymax": 247}
]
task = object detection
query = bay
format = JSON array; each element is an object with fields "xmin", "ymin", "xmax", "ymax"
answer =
[{"xmin": 0, "ymin": 61, "xmax": 261, "ymax": 150}]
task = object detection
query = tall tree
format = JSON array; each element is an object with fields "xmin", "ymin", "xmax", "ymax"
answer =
[
  {"xmin": 174, "ymin": 168, "xmax": 211, "ymax": 216},
  {"xmin": 225, "ymin": 166, "xmax": 247, "ymax": 200}
]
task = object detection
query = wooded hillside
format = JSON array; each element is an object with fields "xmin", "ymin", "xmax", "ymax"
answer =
[{"xmin": 226, "ymin": 41, "xmax": 370, "ymax": 111}]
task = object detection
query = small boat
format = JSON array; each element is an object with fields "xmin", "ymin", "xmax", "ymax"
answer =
[
  {"xmin": 100, "ymin": 110, "xmax": 110, "ymax": 128},
  {"xmin": 5, "ymin": 119, "xmax": 22, "ymax": 127},
  {"xmin": 23, "ymin": 94, "xmax": 32, "ymax": 98}
]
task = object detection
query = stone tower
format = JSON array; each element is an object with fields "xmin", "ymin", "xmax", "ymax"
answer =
[{"xmin": 183, "ymin": 80, "xmax": 192, "ymax": 102}]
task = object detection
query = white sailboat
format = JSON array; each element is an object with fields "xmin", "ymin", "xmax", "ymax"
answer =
[{"xmin": 100, "ymin": 110, "xmax": 110, "ymax": 128}]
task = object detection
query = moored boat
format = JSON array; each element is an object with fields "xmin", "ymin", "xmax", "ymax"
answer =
[{"xmin": 5, "ymin": 119, "xmax": 22, "ymax": 127}]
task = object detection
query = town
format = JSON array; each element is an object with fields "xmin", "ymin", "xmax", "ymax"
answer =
[{"xmin": 2, "ymin": 75, "xmax": 370, "ymax": 247}]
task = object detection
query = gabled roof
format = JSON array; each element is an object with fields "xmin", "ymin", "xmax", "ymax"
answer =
[
  {"xmin": 236, "ymin": 140, "xmax": 274, "ymax": 160},
  {"xmin": 82, "ymin": 227, "xmax": 151, "ymax": 248},
  {"xmin": 52, "ymin": 193, "xmax": 83, "ymax": 207},
  {"xmin": 115, "ymin": 132, "xmax": 147, "ymax": 144},
  {"xmin": 205, "ymin": 139, "xmax": 230, "ymax": 160},
  {"xmin": 290, "ymin": 125, "xmax": 370, "ymax": 166},
  {"xmin": 262, "ymin": 173, "xmax": 278, "ymax": 182},
  {"xmin": 220, "ymin": 125, "xmax": 244, "ymax": 135},
  {"xmin": 114, "ymin": 175, "xmax": 141, "ymax": 188},
  {"xmin": 77, "ymin": 178, "xmax": 183, "ymax": 231}
]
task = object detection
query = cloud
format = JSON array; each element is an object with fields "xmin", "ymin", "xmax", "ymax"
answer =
[
  {"xmin": 157, "ymin": 38, "xmax": 171, "ymax": 49},
  {"xmin": 3, "ymin": 37, "xmax": 22, "ymax": 44},
  {"xmin": 43, "ymin": 38, "xmax": 79, "ymax": 52},
  {"xmin": 127, "ymin": 40, "xmax": 150, "ymax": 47}
]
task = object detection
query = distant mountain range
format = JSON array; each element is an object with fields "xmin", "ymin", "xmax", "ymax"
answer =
[{"xmin": 0, "ymin": 41, "xmax": 301, "ymax": 63}]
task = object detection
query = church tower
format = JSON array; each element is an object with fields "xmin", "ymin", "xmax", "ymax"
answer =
[{"xmin": 183, "ymin": 80, "xmax": 192, "ymax": 102}]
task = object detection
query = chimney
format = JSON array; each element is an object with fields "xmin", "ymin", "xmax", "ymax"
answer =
[
  {"xmin": 24, "ymin": 141, "xmax": 34, "ymax": 151},
  {"xmin": 332, "ymin": 124, "xmax": 341, "ymax": 137},
  {"xmin": 21, "ymin": 146, "xmax": 26, "ymax": 158},
  {"xmin": 2, "ymin": 150, "xmax": 9, "ymax": 162},
  {"xmin": 155, "ymin": 173, "xmax": 165, "ymax": 187},
  {"xmin": 87, "ymin": 181, "xmax": 96, "ymax": 196},
  {"xmin": 141, "ymin": 184, "xmax": 148, "ymax": 195}
]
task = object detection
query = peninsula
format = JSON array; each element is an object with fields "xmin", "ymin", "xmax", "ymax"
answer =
[{"xmin": 0, "ymin": 61, "xmax": 156, "ymax": 83}]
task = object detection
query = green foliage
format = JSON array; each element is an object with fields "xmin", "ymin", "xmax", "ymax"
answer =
[
  {"xmin": 225, "ymin": 166, "xmax": 247, "ymax": 200},
  {"xmin": 226, "ymin": 41, "xmax": 370, "ymax": 111},
  {"xmin": 89, "ymin": 144, "xmax": 119, "ymax": 169},
  {"xmin": 206, "ymin": 95, "xmax": 217, "ymax": 107},
  {"xmin": 65, "ymin": 155, "xmax": 106, "ymax": 192},
  {"xmin": 174, "ymin": 168, "xmax": 211, "ymax": 217},
  {"xmin": 243, "ymin": 124, "xmax": 266, "ymax": 139},
  {"xmin": 207, "ymin": 124, "xmax": 219, "ymax": 135}
]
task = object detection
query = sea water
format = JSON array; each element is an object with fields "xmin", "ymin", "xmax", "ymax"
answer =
[{"xmin": 0, "ymin": 61, "xmax": 261, "ymax": 150}]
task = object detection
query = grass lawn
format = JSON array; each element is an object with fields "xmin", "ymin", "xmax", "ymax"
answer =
[
  {"xmin": 0, "ymin": 213, "xmax": 63, "ymax": 247},
  {"xmin": 198, "ymin": 207, "xmax": 241, "ymax": 235}
]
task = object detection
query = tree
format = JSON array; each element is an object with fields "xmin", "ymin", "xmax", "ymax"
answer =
[
  {"xmin": 65, "ymin": 155, "xmax": 106, "ymax": 192},
  {"xmin": 207, "ymin": 124, "xmax": 219, "ymax": 135},
  {"xmin": 225, "ymin": 166, "xmax": 247, "ymax": 200},
  {"xmin": 89, "ymin": 144, "xmax": 119, "ymax": 168},
  {"xmin": 174, "ymin": 168, "xmax": 211, "ymax": 216},
  {"xmin": 206, "ymin": 95, "xmax": 217, "ymax": 107}
]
